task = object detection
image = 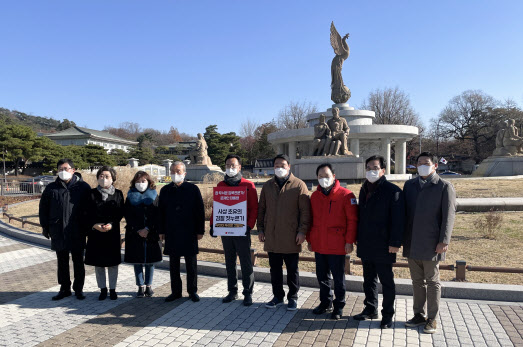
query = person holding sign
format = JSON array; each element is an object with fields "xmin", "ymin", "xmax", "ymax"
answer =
[
  {"xmin": 258, "ymin": 154, "xmax": 311, "ymax": 311},
  {"xmin": 210, "ymin": 154, "xmax": 258, "ymax": 306},
  {"xmin": 307, "ymin": 163, "xmax": 358, "ymax": 320},
  {"xmin": 159, "ymin": 161, "xmax": 205, "ymax": 303}
]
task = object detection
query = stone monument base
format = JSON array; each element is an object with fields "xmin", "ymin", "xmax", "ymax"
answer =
[
  {"xmin": 185, "ymin": 164, "xmax": 224, "ymax": 181},
  {"xmin": 473, "ymin": 156, "xmax": 523, "ymax": 177},
  {"xmin": 292, "ymin": 156, "xmax": 365, "ymax": 183}
]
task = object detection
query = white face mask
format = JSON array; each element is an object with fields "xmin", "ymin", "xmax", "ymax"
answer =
[
  {"xmin": 366, "ymin": 170, "xmax": 381, "ymax": 183},
  {"xmin": 98, "ymin": 178, "xmax": 113, "ymax": 188},
  {"xmin": 274, "ymin": 168, "xmax": 288, "ymax": 178},
  {"xmin": 318, "ymin": 177, "xmax": 333, "ymax": 188},
  {"xmin": 225, "ymin": 167, "xmax": 238, "ymax": 177},
  {"xmin": 58, "ymin": 170, "xmax": 73, "ymax": 181},
  {"xmin": 135, "ymin": 182, "xmax": 148, "ymax": 192},
  {"xmin": 417, "ymin": 165, "xmax": 434, "ymax": 177},
  {"xmin": 172, "ymin": 173, "xmax": 185, "ymax": 184}
]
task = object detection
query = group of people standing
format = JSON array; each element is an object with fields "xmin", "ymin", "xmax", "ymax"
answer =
[
  {"xmin": 39, "ymin": 159, "xmax": 163, "ymax": 301},
  {"xmin": 39, "ymin": 150, "xmax": 455, "ymax": 335}
]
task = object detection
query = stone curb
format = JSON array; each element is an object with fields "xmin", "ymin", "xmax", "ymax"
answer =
[
  {"xmin": 457, "ymin": 197, "xmax": 523, "ymax": 212},
  {"xmin": 1, "ymin": 214, "xmax": 522, "ymax": 303}
]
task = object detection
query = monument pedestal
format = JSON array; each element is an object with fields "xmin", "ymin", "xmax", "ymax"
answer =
[
  {"xmin": 293, "ymin": 156, "xmax": 365, "ymax": 183},
  {"xmin": 473, "ymin": 156, "xmax": 523, "ymax": 177},
  {"xmin": 185, "ymin": 164, "xmax": 224, "ymax": 181}
]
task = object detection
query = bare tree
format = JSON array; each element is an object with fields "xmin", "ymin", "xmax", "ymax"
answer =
[
  {"xmin": 436, "ymin": 90, "xmax": 499, "ymax": 161},
  {"xmin": 360, "ymin": 87, "xmax": 422, "ymax": 127},
  {"xmin": 276, "ymin": 101, "xmax": 317, "ymax": 130},
  {"xmin": 239, "ymin": 118, "xmax": 260, "ymax": 138}
]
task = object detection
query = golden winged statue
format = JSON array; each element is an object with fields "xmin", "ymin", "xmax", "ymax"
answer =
[{"xmin": 330, "ymin": 22, "xmax": 351, "ymax": 104}]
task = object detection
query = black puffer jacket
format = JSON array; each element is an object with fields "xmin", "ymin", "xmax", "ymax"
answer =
[
  {"xmin": 124, "ymin": 188, "xmax": 163, "ymax": 264},
  {"xmin": 356, "ymin": 176, "xmax": 405, "ymax": 263},
  {"xmin": 84, "ymin": 188, "xmax": 125, "ymax": 267},
  {"xmin": 39, "ymin": 173, "xmax": 92, "ymax": 252},
  {"xmin": 158, "ymin": 182, "xmax": 205, "ymax": 256}
]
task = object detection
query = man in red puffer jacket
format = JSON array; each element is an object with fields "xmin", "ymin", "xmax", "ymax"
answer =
[
  {"xmin": 306, "ymin": 163, "xmax": 358, "ymax": 320},
  {"xmin": 210, "ymin": 154, "xmax": 258, "ymax": 306}
]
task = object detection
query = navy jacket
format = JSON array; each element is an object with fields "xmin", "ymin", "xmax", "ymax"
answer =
[
  {"xmin": 158, "ymin": 182, "xmax": 205, "ymax": 256},
  {"xmin": 39, "ymin": 173, "xmax": 91, "ymax": 252},
  {"xmin": 357, "ymin": 176, "xmax": 405, "ymax": 263}
]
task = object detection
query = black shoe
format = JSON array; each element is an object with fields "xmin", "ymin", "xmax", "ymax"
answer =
[
  {"xmin": 145, "ymin": 286, "xmax": 154, "ymax": 297},
  {"xmin": 287, "ymin": 298, "xmax": 297, "ymax": 311},
  {"xmin": 109, "ymin": 289, "xmax": 117, "ymax": 300},
  {"xmin": 52, "ymin": 290, "xmax": 72, "ymax": 301},
  {"xmin": 222, "ymin": 292, "xmax": 238, "ymax": 303},
  {"xmin": 189, "ymin": 293, "xmax": 200, "ymax": 302},
  {"xmin": 331, "ymin": 307, "xmax": 343, "ymax": 320},
  {"xmin": 313, "ymin": 302, "xmax": 333, "ymax": 315},
  {"xmin": 381, "ymin": 316, "xmax": 393, "ymax": 329},
  {"xmin": 75, "ymin": 291, "xmax": 86, "ymax": 300},
  {"xmin": 243, "ymin": 294, "xmax": 253, "ymax": 306},
  {"xmin": 165, "ymin": 293, "xmax": 182, "ymax": 302},
  {"xmin": 353, "ymin": 308, "xmax": 379, "ymax": 321},
  {"xmin": 99, "ymin": 288, "xmax": 108, "ymax": 301},
  {"xmin": 137, "ymin": 286, "xmax": 145, "ymax": 298},
  {"xmin": 405, "ymin": 313, "xmax": 427, "ymax": 327}
]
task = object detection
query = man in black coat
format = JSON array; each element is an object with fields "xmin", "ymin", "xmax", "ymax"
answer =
[
  {"xmin": 39, "ymin": 158, "xmax": 92, "ymax": 300},
  {"xmin": 159, "ymin": 161, "xmax": 205, "ymax": 302},
  {"xmin": 353, "ymin": 155, "xmax": 405, "ymax": 329}
]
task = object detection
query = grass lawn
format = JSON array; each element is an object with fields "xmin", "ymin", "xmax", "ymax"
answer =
[{"xmin": 5, "ymin": 198, "xmax": 523, "ymax": 285}]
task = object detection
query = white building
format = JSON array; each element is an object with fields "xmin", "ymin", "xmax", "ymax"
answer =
[{"xmin": 46, "ymin": 126, "xmax": 138, "ymax": 152}]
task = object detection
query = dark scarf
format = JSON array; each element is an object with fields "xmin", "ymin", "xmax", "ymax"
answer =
[
  {"xmin": 65, "ymin": 174, "xmax": 78, "ymax": 189},
  {"xmin": 321, "ymin": 183, "xmax": 334, "ymax": 196},
  {"xmin": 419, "ymin": 171, "xmax": 436, "ymax": 188},
  {"xmin": 224, "ymin": 172, "xmax": 242, "ymax": 186},
  {"xmin": 127, "ymin": 188, "xmax": 157, "ymax": 206},
  {"xmin": 364, "ymin": 175, "xmax": 385, "ymax": 201},
  {"xmin": 275, "ymin": 172, "xmax": 290, "ymax": 189}
]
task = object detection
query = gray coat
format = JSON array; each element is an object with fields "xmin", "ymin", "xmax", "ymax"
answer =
[{"xmin": 402, "ymin": 173, "xmax": 456, "ymax": 261}]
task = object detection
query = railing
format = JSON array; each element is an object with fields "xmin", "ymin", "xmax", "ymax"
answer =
[
  {"xmin": 199, "ymin": 247, "xmax": 522, "ymax": 282},
  {"xmin": 2, "ymin": 207, "xmax": 522, "ymax": 282},
  {"xmin": 0, "ymin": 178, "xmax": 45, "ymax": 196}
]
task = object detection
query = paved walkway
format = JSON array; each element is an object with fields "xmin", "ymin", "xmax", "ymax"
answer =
[{"xmin": 0, "ymin": 235, "xmax": 521, "ymax": 347}]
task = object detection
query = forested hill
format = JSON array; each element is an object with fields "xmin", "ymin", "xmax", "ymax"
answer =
[{"xmin": 0, "ymin": 107, "xmax": 75, "ymax": 133}]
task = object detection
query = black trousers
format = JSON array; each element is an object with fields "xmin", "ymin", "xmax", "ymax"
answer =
[
  {"xmin": 169, "ymin": 254, "xmax": 197, "ymax": 295},
  {"xmin": 362, "ymin": 260, "xmax": 396, "ymax": 317},
  {"xmin": 315, "ymin": 253, "xmax": 346, "ymax": 308},
  {"xmin": 221, "ymin": 236, "xmax": 254, "ymax": 295},
  {"xmin": 56, "ymin": 249, "xmax": 85, "ymax": 293},
  {"xmin": 268, "ymin": 252, "xmax": 299, "ymax": 300}
]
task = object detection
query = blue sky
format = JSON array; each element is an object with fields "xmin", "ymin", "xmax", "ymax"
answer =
[{"xmin": 1, "ymin": 1, "xmax": 522, "ymax": 136}]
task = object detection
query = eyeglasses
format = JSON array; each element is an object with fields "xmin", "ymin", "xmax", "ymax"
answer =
[
  {"xmin": 225, "ymin": 165, "xmax": 238, "ymax": 169},
  {"xmin": 57, "ymin": 167, "xmax": 73, "ymax": 172},
  {"xmin": 365, "ymin": 167, "xmax": 381, "ymax": 171}
]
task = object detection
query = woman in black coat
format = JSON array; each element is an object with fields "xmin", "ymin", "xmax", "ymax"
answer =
[
  {"xmin": 85, "ymin": 166, "xmax": 125, "ymax": 300},
  {"xmin": 124, "ymin": 171, "xmax": 162, "ymax": 298}
]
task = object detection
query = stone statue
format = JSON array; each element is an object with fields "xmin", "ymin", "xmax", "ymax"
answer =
[
  {"xmin": 330, "ymin": 22, "xmax": 351, "ymax": 104},
  {"xmin": 502, "ymin": 119, "xmax": 523, "ymax": 154},
  {"xmin": 189, "ymin": 133, "xmax": 213, "ymax": 165},
  {"xmin": 492, "ymin": 119, "xmax": 523, "ymax": 156},
  {"xmin": 310, "ymin": 114, "xmax": 332, "ymax": 156},
  {"xmin": 492, "ymin": 121, "xmax": 507, "ymax": 156},
  {"xmin": 327, "ymin": 107, "xmax": 352, "ymax": 156}
]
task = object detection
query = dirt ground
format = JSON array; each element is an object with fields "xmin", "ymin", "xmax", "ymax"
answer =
[
  {"xmin": 345, "ymin": 177, "xmax": 523, "ymax": 198},
  {"xmin": 5, "ymin": 198, "xmax": 522, "ymax": 285}
]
